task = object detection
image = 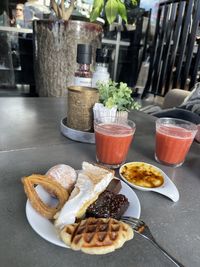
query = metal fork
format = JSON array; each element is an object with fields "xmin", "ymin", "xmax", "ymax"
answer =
[{"xmin": 122, "ymin": 216, "xmax": 184, "ymax": 267}]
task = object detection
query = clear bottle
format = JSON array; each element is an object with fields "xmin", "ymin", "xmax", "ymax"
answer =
[
  {"xmin": 74, "ymin": 44, "xmax": 92, "ymax": 87},
  {"xmin": 92, "ymin": 48, "xmax": 110, "ymax": 88}
]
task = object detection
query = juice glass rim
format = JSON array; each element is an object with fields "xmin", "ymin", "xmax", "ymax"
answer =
[
  {"xmin": 156, "ymin": 117, "xmax": 198, "ymax": 132},
  {"xmin": 94, "ymin": 116, "xmax": 136, "ymax": 131}
]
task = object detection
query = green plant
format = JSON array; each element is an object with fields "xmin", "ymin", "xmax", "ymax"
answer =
[
  {"xmin": 91, "ymin": 0, "xmax": 137, "ymax": 24},
  {"xmin": 50, "ymin": 0, "xmax": 138, "ymax": 24},
  {"xmin": 97, "ymin": 80, "xmax": 141, "ymax": 111}
]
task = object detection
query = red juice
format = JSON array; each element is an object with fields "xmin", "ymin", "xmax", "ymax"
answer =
[
  {"xmin": 156, "ymin": 125, "xmax": 194, "ymax": 165},
  {"xmin": 94, "ymin": 123, "xmax": 134, "ymax": 165}
]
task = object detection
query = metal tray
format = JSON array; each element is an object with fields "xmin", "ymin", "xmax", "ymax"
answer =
[{"xmin": 60, "ymin": 117, "xmax": 95, "ymax": 144}]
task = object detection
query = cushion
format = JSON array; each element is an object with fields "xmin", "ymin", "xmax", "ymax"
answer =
[{"xmin": 179, "ymin": 83, "xmax": 200, "ymax": 115}]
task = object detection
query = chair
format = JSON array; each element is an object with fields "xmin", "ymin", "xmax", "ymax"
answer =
[
  {"xmin": 140, "ymin": 88, "xmax": 190, "ymax": 113},
  {"xmin": 160, "ymin": 88, "xmax": 190, "ymax": 109},
  {"xmin": 141, "ymin": 88, "xmax": 200, "ymax": 125},
  {"xmin": 142, "ymin": 0, "xmax": 200, "ymax": 98}
]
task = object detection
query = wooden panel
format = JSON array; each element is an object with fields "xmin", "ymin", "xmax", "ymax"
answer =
[
  {"xmin": 142, "ymin": 0, "xmax": 200, "ymax": 98},
  {"xmin": 173, "ymin": 0, "xmax": 194, "ymax": 88},
  {"xmin": 157, "ymin": 1, "xmax": 178, "ymax": 95},
  {"xmin": 165, "ymin": 1, "xmax": 186, "ymax": 92},
  {"xmin": 180, "ymin": 0, "xmax": 200, "ymax": 88}
]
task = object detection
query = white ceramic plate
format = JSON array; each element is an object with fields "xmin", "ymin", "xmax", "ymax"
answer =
[
  {"xmin": 119, "ymin": 162, "xmax": 179, "ymax": 202},
  {"xmin": 26, "ymin": 179, "xmax": 141, "ymax": 248}
]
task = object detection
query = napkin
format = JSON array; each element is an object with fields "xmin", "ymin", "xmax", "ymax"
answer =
[{"xmin": 93, "ymin": 103, "xmax": 117, "ymax": 122}]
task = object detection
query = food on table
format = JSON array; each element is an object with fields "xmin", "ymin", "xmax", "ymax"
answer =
[
  {"xmin": 94, "ymin": 122, "xmax": 134, "ymax": 166},
  {"xmin": 54, "ymin": 161, "xmax": 114, "ymax": 229},
  {"xmin": 86, "ymin": 190, "xmax": 129, "ymax": 219},
  {"xmin": 22, "ymin": 162, "xmax": 134, "ymax": 254},
  {"xmin": 60, "ymin": 217, "xmax": 133, "ymax": 254},
  {"xmin": 94, "ymin": 163, "xmax": 115, "ymax": 176},
  {"xmin": 22, "ymin": 174, "xmax": 69, "ymax": 219},
  {"xmin": 120, "ymin": 162, "xmax": 164, "ymax": 188},
  {"xmin": 82, "ymin": 161, "xmax": 115, "ymax": 182},
  {"xmin": 46, "ymin": 164, "xmax": 77, "ymax": 192},
  {"xmin": 105, "ymin": 178, "xmax": 122, "ymax": 194}
]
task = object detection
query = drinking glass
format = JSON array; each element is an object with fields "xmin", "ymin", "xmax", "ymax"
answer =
[
  {"xmin": 155, "ymin": 118, "xmax": 198, "ymax": 167},
  {"xmin": 94, "ymin": 116, "xmax": 136, "ymax": 169}
]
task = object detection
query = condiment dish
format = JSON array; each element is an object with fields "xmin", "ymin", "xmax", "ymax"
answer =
[{"xmin": 119, "ymin": 162, "xmax": 179, "ymax": 202}]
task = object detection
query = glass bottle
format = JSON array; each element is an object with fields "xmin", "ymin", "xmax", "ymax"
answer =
[
  {"xmin": 74, "ymin": 44, "xmax": 92, "ymax": 87},
  {"xmin": 92, "ymin": 48, "xmax": 110, "ymax": 88}
]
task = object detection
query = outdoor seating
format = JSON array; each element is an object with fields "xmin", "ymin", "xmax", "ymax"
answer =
[{"xmin": 142, "ymin": 0, "xmax": 200, "ymax": 98}]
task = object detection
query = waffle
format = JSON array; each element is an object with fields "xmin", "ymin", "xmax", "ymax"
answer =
[{"xmin": 60, "ymin": 217, "xmax": 133, "ymax": 254}]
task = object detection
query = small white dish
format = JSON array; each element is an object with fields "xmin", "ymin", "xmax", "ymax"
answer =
[
  {"xmin": 119, "ymin": 162, "xmax": 179, "ymax": 202},
  {"xmin": 26, "ymin": 179, "xmax": 141, "ymax": 248}
]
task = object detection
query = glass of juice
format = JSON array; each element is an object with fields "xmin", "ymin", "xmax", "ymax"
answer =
[
  {"xmin": 155, "ymin": 118, "xmax": 198, "ymax": 167},
  {"xmin": 94, "ymin": 116, "xmax": 136, "ymax": 169}
]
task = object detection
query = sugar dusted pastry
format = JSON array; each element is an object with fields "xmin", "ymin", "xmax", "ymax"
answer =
[
  {"xmin": 46, "ymin": 164, "xmax": 77, "ymax": 192},
  {"xmin": 54, "ymin": 162, "xmax": 114, "ymax": 229}
]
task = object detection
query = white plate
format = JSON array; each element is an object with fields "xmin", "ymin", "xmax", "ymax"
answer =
[
  {"xmin": 26, "ymin": 179, "xmax": 141, "ymax": 248},
  {"xmin": 119, "ymin": 162, "xmax": 179, "ymax": 202}
]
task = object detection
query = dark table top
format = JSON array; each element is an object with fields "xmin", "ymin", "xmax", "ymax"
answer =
[{"xmin": 0, "ymin": 97, "xmax": 199, "ymax": 267}]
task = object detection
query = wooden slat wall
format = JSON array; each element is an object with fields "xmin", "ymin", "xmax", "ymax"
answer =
[{"xmin": 142, "ymin": 0, "xmax": 200, "ymax": 97}]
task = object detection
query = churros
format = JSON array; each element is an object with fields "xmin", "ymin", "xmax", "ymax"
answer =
[{"xmin": 22, "ymin": 174, "xmax": 69, "ymax": 219}]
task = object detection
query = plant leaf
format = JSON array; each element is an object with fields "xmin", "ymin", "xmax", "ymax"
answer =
[
  {"xmin": 117, "ymin": 0, "xmax": 127, "ymax": 24},
  {"xmin": 131, "ymin": 0, "xmax": 138, "ymax": 6},
  {"xmin": 105, "ymin": 0, "xmax": 118, "ymax": 25},
  {"xmin": 93, "ymin": 0, "xmax": 104, "ymax": 9},
  {"xmin": 90, "ymin": 0, "xmax": 104, "ymax": 22},
  {"xmin": 97, "ymin": 80, "xmax": 141, "ymax": 111},
  {"xmin": 90, "ymin": 7, "xmax": 101, "ymax": 22}
]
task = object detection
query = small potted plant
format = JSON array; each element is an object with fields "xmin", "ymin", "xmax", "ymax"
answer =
[{"xmin": 93, "ymin": 80, "xmax": 141, "ymax": 119}]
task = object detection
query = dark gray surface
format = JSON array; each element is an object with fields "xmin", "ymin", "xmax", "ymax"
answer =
[
  {"xmin": 0, "ymin": 97, "xmax": 199, "ymax": 267},
  {"xmin": 0, "ymin": 97, "xmax": 72, "ymax": 152}
]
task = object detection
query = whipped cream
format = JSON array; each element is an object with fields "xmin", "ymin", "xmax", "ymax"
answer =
[{"xmin": 54, "ymin": 173, "xmax": 94, "ymax": 229}]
